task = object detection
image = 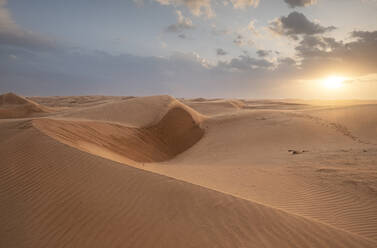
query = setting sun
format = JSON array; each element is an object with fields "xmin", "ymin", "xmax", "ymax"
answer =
[{"xmin": 323, "ymin": 76, "xmax": 347, "ymax": 89}]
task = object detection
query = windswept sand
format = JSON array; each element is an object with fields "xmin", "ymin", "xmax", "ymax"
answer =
[{"xmin": 1, "ymin": 93, "xmax": 377, "ymax": 247}]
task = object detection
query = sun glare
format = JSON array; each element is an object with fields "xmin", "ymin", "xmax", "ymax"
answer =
[{"xmin": 323, "ymin": 76, "xmax": 347, "ymax": 89}]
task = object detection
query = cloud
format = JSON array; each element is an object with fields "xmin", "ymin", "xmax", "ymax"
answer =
[
  {"xmin": 210, "ymin": 24, "xmax": 231, "ymax": 36},
  {"xmin": 295, "ymin": 30, "xmax": 377, "ymax": 77},
  {"xmin": 216, "ymin": 48, "xmax": 227, "ymax": 55},
  {"xmin": 229, "ymin": 0, "xmax": 260, "ymax": 9},
  {"xmin": 269, "ymin": 11, "xmax": 336, "ymax": 39},
  {"xmin": 284, "ymin": 0, "xmax": 317, "ymax": 8},
  {"xmin": 0, "ymin": 45, "xmax": 213, "ymax": 96},
  {"xmin": 132, "ymin": 0, "xmax": 145, "ymax": 7},
  {"xmin": 295, "ymin": 35, "xmax": 343, "ymax": 58},
  {"xmin": 278, "ymin": 57, "xmax": 297, "ymax": 66},
  {"xmin": 218, "ymin": 54, "xmax": 274, "ymax": 70},
  {"xmin": 233, "ymin": 34, "xmax": 253, "ymax": 46},
  {"xmin": 155, "ymin": 0, "xmax": 214, "ymax": 17},
  {"xmin": 153, "ymin": 0, "xmax": 260, "ymax": 18},
  {"xmin": 247, "ymin": 20, "xmax": 259, "ymax": 35},
  {"xmin": 0, "ymin": 0, "xmax": 56, "ymax": 51},
  {"xmin": 1, "ymin": 39, "xmax": 297, "ymax": 98},
  {"xmin": 165, "ymin": 10, "xmax": 194, "ymax": 33},
  {"xmin": 256, "ymin": 49, "xmax": 271, "ymax": 57},
  {"xmin": 3, "ymin": 34, "xmax": 374, "ymax": 99},
  {"xmin": 177, "ymin": 33, "xmax": 187, "ymax": 39}
]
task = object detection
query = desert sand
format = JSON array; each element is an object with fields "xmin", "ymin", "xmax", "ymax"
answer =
[{"xmin": 1, "ymin": 92, "xmax": 377, "ymax": 247}]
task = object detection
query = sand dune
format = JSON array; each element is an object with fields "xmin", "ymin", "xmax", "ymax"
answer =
[
  {"xmin": 60, "ymin": 95, "xmax": 203, "ymax": 127},
  {"xmin": 1, "ymin": 120, "xmax": 375, "ymax": 248},
  {"xmin": 34, "ymin": 105, "xmax": 204, "ymax": 164},
  {"xmin": 143, "ymin": 104, "xmax": 377, "ymax": 241},
  {"xmin": 0, "ymin": 92, "xmax": 49, "ymax": 119},
  {"xmin": 1, "ymin": 94, "xmax": 377, "ymax": 247},
  {"xmin": 30, "ymin": 95, "xmax": 133, "ymax": 108}
]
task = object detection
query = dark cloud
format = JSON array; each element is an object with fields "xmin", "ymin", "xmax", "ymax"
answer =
[
  {"xmin": 219, "ymin": 54, "xmax": 274, "ymax": 70},
  {"xmin": 211, "ymin": 26, "xmax": 231, "ymax": 36},
  {"xmin": 269, "ymin": 11, "xmax": 336, "ymax": 39},
  {"xmin": 256, "ymin": 49, "xmax": 271, "ymax": 57},
  {"xmin": 284, "ymin": 0, "xmax": 317, "ymax": 8},
  {"xmin": 216, "ymin": 48, "xmax": 227, "ymax": 56},
  {"xmin": 178, "ymin": 33, "xmax": 187, "ymax": 39},
  {"xmin": 233, "ymin": 34, "xmax": 253, "ymax": 46},
  {"xmin": 295, "ymin": 30, "xmax": 377, "ymax": 77},
  {"xmin": 351, "ymin": 30, "xmax": 377, "ymax": 41},
  {"xmin": 233, "ymin": 34, "xmax": 243, "ymax": 45},
  {"xmin": 278, "ymin": 57, "xmax": 296, "ymax": 66},
  {"xmin": 295, "ymin": 35, "xmax": 343, "ymax": 58}
]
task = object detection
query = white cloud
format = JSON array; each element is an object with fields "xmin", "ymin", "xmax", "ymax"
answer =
[
  {"xmin": 247, "ymin": 20, "xmax": 259, "ymax": 35},
  {"xmin": 284, "ymin": 0, "xmax": 317, "ymax": 8},
  {"xmin": 152, "ymin": 0, "xmax": 260, "ymax": 18},
  {"xmin": 230, "ymin": 0, "xmax": 260, "ymax": 9},
  {"xmin": 155, "ymin": 0, "xmax": 214, "ymax": 17},
  {"xmin": 166, "ymin": 10, "xmax": 194, "ymax": 32}
]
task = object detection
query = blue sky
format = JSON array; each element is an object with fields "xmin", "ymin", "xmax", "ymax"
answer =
[{"xmin": 1, "ymin": 0, "xmax": 377, "ymax": 98}]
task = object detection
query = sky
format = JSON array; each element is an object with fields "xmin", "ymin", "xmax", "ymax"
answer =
[{"xmin": 1, "ymin": 0, "xmax": 377, "ymax": 98}]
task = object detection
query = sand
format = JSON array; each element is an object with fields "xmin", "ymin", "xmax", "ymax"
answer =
[
  {"xmin": 0, "ymin": 92, "xmax": 49, "ymax": 119},
  {"xmin": 1, "ymin": 92, "xmax": 377, "ymax": 247},
  {"xmin": 33, "ymin": 106, "xmax": 204, "ymax": 164}
]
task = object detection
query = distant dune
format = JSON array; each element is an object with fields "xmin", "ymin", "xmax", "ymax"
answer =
[
  {"xmin": 1, "ymin": 94, "xmax": 377, "ymax": 247},
  {"xmin": 0, "ymin": 92, "xmax": 49, "ymax": 119},
  {"xmin": 183, "ymin": 98, "xmax": 245, "ymax": 115}
]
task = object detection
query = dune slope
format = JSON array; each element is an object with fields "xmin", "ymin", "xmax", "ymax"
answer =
[
  {"xmin": 306, "ymin": 104, "xmax": 377, "ymax": 144},
  {"xmin": 143, "ymin": 106, "xmax": 377, "ymax": 241},
  {"xmin": 0, "ymin": 120, "xmax": 375, "ymax": 248}
]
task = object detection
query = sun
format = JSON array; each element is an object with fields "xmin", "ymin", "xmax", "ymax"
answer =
[{"xmin": 323, "ymin": 76, "xmax": 347, "ymax": 89}]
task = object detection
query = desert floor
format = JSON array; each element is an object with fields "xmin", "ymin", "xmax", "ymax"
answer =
[{"xmin": 1, "ymin": 92, "xmax": 377, "ymax": 247}]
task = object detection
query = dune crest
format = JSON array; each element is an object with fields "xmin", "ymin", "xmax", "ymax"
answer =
[
  {"xmin": 34, "ymin": 104, "xmax": 204, "ymax": 163},
  {"xmin": 61, "ymin": 95, "xmax": 204, "ymax": 127},
  {"xmin": 0, "ymin": 92, "xmax": 49, "ymax": 119}
]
